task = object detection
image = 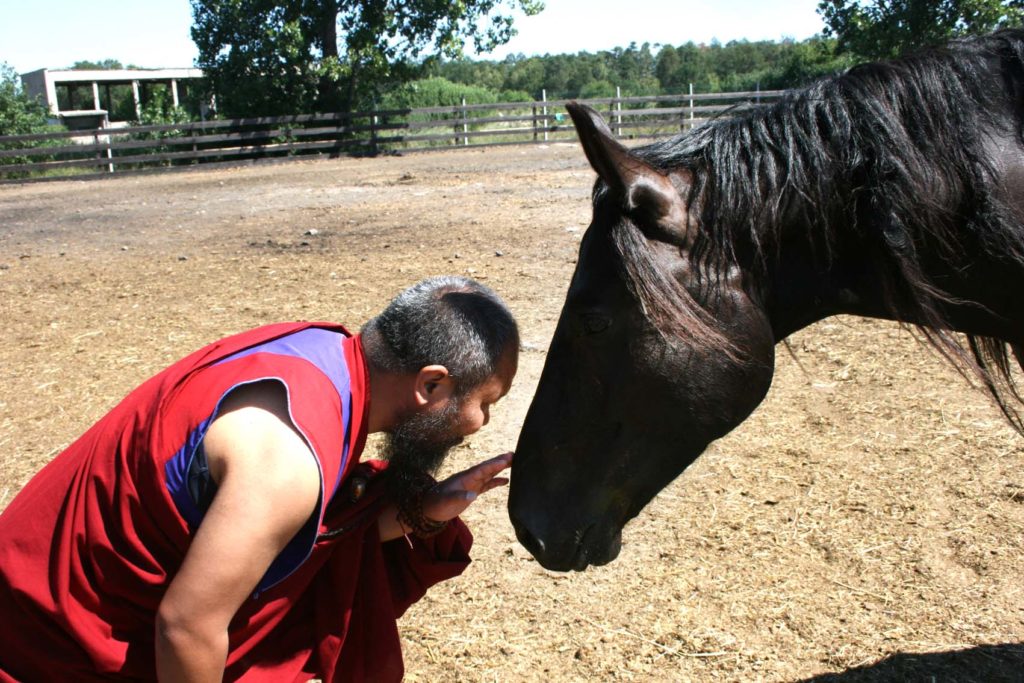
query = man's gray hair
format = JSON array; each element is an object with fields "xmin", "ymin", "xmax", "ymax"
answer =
[{"xmin": 362, "ymin": 276, "xmax": 519, "ymax": 394}]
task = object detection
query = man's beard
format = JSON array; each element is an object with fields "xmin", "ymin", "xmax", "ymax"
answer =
[{"xmin": 381, "ymin": 398, "xmax": 464, "ymax": 503}]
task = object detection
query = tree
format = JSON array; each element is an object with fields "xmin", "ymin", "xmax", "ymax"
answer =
[
  {"xmin": 606, "ymin": 42, "xmax": 658, "ymax": 94},
  {"xmin": 655, "ymin": 45, "xmax": 682, "ymax": 91},
  {"xmin": 1, "ymin": 63, "xmax": 57, "ymax": 178},
  {"xmin": 579, "ymin": 79, "xmax": 616, "ymax": 99},
  {"xmin": 71, "ymin": 59, "xmax": 126, "ymax": 70},
  {"xmin": 563, "ymin": 53, "xmax": 612, "ymax": 98},
  {"xmin": 433, "ymin": 58, "xmax": 506, "ymax": 93},
  {"xmin": 818, "ymin": 0, "xmax": 1024, "ymax": 60},
  {"xmin": 763, "ymin": 37, "xmax": 854, "ymax": 89},
  {"xmin": 190, "ymin": 0, "xmax": 544, "ymax": 117},
  {"xmin": 672, "ymin": 42, "xmax": 716, "ymax": 92},
  {"xmin": 0, "ymin": 63, "xmax": 50, "ymax": 136},
  {"xmin": 504, "ymin": 56, "xmax": 546, "ymax": 97}
]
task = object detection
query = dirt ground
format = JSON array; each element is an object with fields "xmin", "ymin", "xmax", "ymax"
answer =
[{"xmin": 1, "ymin": 145, "xmax": 1022, "ymax": 682}]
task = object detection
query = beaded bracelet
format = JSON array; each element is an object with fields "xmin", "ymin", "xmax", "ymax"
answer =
[{"xmin": 396, "ymin": 480, "xmax": 449, "ymax": 538}]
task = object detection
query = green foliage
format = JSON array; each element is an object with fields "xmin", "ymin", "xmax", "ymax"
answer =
[
  {"xmin": 818, "ymin": 0, "xmax": 1024, "ymax": 60},
  {"xmin": 432, "ymin": 36, "xmax": 852, "ymax": 101},
  {"xmin": 103, "ymin": 85, "xmax": 139, "ymax": 122},
  {"xmin": 0, "ymin": 63, "xmax": 64, "ymax": 178},
  {"xmin": 136, "ymin": 100, "xmax": 192, "ymax": 127},
  {"xmin": 579, "ymin": 79, "xmax": 617, "ymax": 99},
  {"xmin": 190, "ymin": 1, "xmax": 861, "ymax": 118},
  {"xmin": 498, "ymin": 89, "xmax": 532, "ymax": 102},
  {"xmin": 125, "ymin": 89, "xmax": 195, "ymax": 169},
  {"xmin": 761, "ymin": 37, "xmax": 856, "ymax": 89},
  {"xmin": 0, "ymin": 63, "xmax": 51, "ymax": 136},
  {"xmin": 70, "ymin": 59, "xmax": 128, "ymax": 70},
  {"xmin": 503, "ymin": 56, "xmax": 546, "ymax": 96},
  {"xmin": 190, "ymin": 0, "xmax": 544, "ymax": 117},
  {"xmin": 655, "ymin": 45, "xmax": 683, "ymax": 90},
  {"xmin": 379, "ymin": 77, "xmax": 497, "ymax": 110},
  {"xmin": 130, "ymin": 84, "xmax": 190, "ymax": 126},
  {"xmin": 611, "ymin": 42, "xmax": 659, "ymax": 94}
]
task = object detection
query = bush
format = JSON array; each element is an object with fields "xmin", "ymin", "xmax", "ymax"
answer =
[
  {"xmin": 380, "ymin": 77, "xmax": 499, "ymax": 110},
  {"xmin": 0, "ymin": 63, "xmax": 50, "ymax": 137},
  {"xmin": 133, "ymin": 87, "xmax": 194, "ymax": 127},
  {"xmin": 498, "ymin": 89, "xmax": 533, "ymax": 102},
  {"xmin": 579, "ymin": 80, "xmax": 616, "ymax": 99},
  {"xmin": 0, "ymin": 63, "xmax": 66, "ymax": 179},
  {"xmin": 125, "ymin": 89, "xmax": 196, "ymax": 168}
]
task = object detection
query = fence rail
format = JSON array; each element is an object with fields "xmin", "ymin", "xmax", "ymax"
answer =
[{"xmin": 0, "ymin": 89, "xmax": 784, "ymax": 182}]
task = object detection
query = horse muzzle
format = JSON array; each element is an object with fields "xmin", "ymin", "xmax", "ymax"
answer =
[{"xmin": 511, "ymin": 512, "xmax": 623, "ymax": 572}]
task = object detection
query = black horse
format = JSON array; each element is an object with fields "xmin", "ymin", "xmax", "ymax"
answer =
[{"xmin": 509, "ymin": 29, "xmax": 1024, "ymax": 572}]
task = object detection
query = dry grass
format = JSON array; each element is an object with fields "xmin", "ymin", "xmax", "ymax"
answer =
[{"xmin": 1, "ymin": 145, "xmax": 1022, "ymax": 681}]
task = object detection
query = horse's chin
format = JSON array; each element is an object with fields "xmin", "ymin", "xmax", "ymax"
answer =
[{"xmin": 534, "ymin": 523, "xmax": 623, "ymax": 572}]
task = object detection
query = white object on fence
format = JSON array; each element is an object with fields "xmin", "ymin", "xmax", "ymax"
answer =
[
  {"xmin": 689, "ymin": 83, "xmax": 695, "ymax": 128},
  {"xmin": 542, "ymin": 89, "xmax": 548, "ymax": 142},
  {"xmin": 615, "ymin": 87, "xmax": 622, "ymax": 137}
]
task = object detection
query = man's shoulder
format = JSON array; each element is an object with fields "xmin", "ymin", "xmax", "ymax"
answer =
[
  {"xmin": 225, "ymin": 321, "xmax": 351, "ymax": 349},
  {"xmin": 204, "ymin": 380, "xmax": 320, "ymax": 491}
]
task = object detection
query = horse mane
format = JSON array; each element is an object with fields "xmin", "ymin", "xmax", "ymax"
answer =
[{"xmin": 614, "ymin": 29, "xmax": 1024, "ymax": 429}]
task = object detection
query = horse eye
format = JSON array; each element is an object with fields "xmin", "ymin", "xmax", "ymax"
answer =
[{"xmin": 582, "ymin": 313, "xmax": 612, "ymax": 335}]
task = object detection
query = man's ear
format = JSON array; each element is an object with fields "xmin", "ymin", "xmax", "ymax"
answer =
[{"xmin": 413, "ymin": 365, "xmax": 455, "ymax": 407}]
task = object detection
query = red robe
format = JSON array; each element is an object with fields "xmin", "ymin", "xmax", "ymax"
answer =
[{"xmin": 0, "ymin": 322, "xmax": 472, "ymax": 682}]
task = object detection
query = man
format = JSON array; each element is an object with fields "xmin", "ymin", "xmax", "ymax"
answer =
[{"xmin": 0, "ymin": 276, "xmax": 519, "ymax": 682}]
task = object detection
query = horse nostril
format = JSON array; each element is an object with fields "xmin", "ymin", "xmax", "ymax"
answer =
[{"xmin": 516, "ymin": 524, "xmax": 546, "ymax": 557}]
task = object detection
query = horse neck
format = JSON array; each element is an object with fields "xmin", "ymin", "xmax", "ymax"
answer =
[
  {"xmin": 758, "ymin": 188, "xmax": 1024, "ymax": 345},
  {"xmin": 685, "ymin": 98, "xmax": 891, "ymax": 339},
  {"xmin": 751, "ymin": 164, "xmax": 923, "ymax": 341},
  {"xmin": 731, "ymin": 128, "xmax": 961, "ymax": 339},
  {"xmin": 758, "ymin": 224, "xmax": 879, "ymax": 341}
]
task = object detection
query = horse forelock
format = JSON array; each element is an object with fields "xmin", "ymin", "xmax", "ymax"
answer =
[
  {"xmin": 609, "ymin": 215, "xmax": 741, "ymax": 359},
  {"xmin": 587, "ymin": 175, "xmax": 741, "ymax": 358}
]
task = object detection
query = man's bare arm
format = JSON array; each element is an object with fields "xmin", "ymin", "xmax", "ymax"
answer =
[{"xmin": 155, "ymin": 381, "xmax": 320, "ymax": 681}]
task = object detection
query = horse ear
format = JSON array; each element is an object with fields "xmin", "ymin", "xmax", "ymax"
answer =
[{"xmin": 565, "ymin": 102, "xmax": 692, "ymax": 245}]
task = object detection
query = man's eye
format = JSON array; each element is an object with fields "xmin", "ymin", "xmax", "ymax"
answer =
[{"xmin": 582, "ymin": 313, "xmax": 611, "ymax": 335}]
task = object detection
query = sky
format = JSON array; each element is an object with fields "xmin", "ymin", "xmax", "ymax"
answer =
[{"xmin": 2, "ymin": 0, "xmax": 826, "ymax": 76}]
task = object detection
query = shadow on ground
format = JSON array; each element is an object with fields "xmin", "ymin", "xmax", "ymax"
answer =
[{"xmin": 799, "ymin": 643, "xmax": 1024, "ymax": 682}]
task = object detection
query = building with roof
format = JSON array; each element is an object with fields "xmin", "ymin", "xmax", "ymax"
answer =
[{"xmin": 20, "ymin": 68, "xmax": 209, "ymax": 129}]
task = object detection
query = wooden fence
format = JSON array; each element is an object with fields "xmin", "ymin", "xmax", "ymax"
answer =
[{"xmin": 0, "ymin": 89, "xmax": 783, "ymax": 182}]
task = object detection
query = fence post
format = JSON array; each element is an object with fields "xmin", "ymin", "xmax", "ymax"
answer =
[
  {"xmin": 462, "ymin": 97, "xmax": 469, "ymax": 146},
  {"xmin": 532, "ymin": 102, "xmax": 538, "ymax": 142},
  {"xmin": 132, "ymin": 80, "xmax": 141, "ymax": 120},
  {"xmin": 95, "ymin": 130, "xmax": 114, "ymax": 173},
  {"xmin": 615, "ymin": 86, "xmax": 622, "ymax": 138},
  {"xmin": 688, "ymin": 83, "xmax": 695, "ymax": 130},
  {"xmin": 371, "ymin": 113, "xmax": 379, "ymax": 155},
  {"xmin": 542, "ymin": 89, "xmax": 548, "ymax": 142}
]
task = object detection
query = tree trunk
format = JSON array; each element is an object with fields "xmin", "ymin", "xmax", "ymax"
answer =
[{"xmin": 317, "ymin": 0, "xmax": 345, "ymax": 112}]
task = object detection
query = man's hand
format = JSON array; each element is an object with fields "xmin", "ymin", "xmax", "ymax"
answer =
[
  {"xmin": 422, "ymin": 451, "xmax": 514, "ymax": 522},
  {"xmin": 378, "ymin": 452, "xmax": 513, "ymax": 541}
]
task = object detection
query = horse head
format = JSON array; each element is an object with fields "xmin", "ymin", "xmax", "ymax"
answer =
[{"xmin": 509, "ymin": 103, "xmax": 777, "ymax": 571}]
